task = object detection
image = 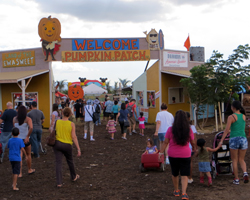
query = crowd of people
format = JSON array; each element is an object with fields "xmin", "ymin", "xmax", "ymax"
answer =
[{"xmin": 0, "ymin": 99, "xmax": 249, "ymax": 199}]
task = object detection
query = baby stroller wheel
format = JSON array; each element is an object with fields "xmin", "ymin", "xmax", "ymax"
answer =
[{"xmin": 140, "ymin": 163, "xmax": 146, "ymax": 173}]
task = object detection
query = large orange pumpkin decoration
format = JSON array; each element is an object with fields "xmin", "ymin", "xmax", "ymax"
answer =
[
  {"xmin": 38, "ymin": 16, "xmax": 61, "ymax": 61},
  {"xmin": 68, "ymin": 84, "xmax": 84, "ymax": 101}
]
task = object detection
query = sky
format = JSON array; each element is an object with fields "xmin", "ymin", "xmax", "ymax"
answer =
[{"xmin": 0, "ymin": 0, "xmax": 250, "ymax": 86}]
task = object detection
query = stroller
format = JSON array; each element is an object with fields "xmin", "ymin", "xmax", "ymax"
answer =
[{"xmin": 211, "ymin": 131, "xmax": 233, "ymax": 178}]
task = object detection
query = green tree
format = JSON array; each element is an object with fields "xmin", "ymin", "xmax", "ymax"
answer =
[
  {"xmin": 181, "ymin": 44, "xmax": 250, "ymax": 129},
  {"xmin": 106, "ymin": 81, "xmax": 112, "ymax": 94},
  {"xmin": 119, "ymin": 78, "xmax": 131, "ymax": 88},
  {"xmin": 56, "ymin": 80, "xmax": 67, "ymax": 92},
  {"xmin": 113, "ymin": 81, "xmax": 118, "ymax": 94}
]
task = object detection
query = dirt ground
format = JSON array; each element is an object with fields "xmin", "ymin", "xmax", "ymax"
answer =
[{"xmin": 0, "ymin": 121, "xmax": 250, "ymax": 200}]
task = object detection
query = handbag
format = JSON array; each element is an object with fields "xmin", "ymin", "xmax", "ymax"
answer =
[
  {"xmin": 46, "ymin": 120, "xmax": 57, "ymax": 147},
  {"xmin": 124, "ymin": 119, "xmax": 130, "ymax": 127},
  {"xmin": 86, "ymin": 106, "xmax": 98, "ymax": 123}
]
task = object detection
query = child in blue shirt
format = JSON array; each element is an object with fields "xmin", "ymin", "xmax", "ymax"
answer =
[{"xmin": 8, "ymin": 127, "xmax": 27, "ymax": 191}]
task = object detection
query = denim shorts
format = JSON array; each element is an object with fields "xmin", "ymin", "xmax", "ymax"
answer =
[
  {"xmin": 158, "ymin": 133, "xmax": 165, "ymax": 142},
  {"xmin": 199, "ymin": 162, "xmax": 211, "ymax": 173},
  {"xmin": 229, "ymin": 137, "xmax": 248, "ymax": 150}
]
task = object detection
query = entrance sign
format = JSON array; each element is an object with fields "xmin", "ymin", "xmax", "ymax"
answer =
[
  {"xmin": 62, "ymin": 50, "xmax": 150, "ymax": 62},
  {"xmin": 163, "ymin": 51, "xmax": 188, "ymax": 68},
  {"xmin": 72, "ymin": 39, "xmax": 139, "ymax": 51},
  {"xmin": 2, "ymin": 51, "xmax": 35, "ymax": 68}
]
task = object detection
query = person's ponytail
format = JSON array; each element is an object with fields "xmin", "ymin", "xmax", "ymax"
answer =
[{"xmin": 240, "ymin": 105, "xmax": 246, "ymax": 115}]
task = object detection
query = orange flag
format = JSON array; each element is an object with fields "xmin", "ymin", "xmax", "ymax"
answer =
[{"xmin": 184, "ymin": 35, "xmax": 191, "ymax": 51}]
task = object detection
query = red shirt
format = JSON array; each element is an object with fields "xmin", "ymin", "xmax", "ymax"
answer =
[{"xmin": 126, "ymin": 102, "xmax": 136, "ymax": 113}]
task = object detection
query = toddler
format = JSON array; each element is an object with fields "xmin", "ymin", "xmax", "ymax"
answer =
[
  {"xmin": 106, "ymin": 114, "xmax": 116, "ymax": 140},
  {"xmin": 8, "ymin": 127, "xmax": 27, "ymax": 191},
  {"xmin": 145, "ymin": 139, "xmax": 158, "ymax": 154},
  {"xmin": 197, "ymin": 138, "xmax": 221, "ymax": 186},
  {"xmin": 138, "ymin": 112, "xmax": 145, "ymax": 136}
]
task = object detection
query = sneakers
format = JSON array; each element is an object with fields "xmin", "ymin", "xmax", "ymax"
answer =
[
  {"xmin": 182, "ymin": 193, "xmax": 189, "ymax": 200},
  {"xmin": 121, "ymin": 137, "xmax": 127, "ymax": 140},
  {"xmin": 243, "ymin": 173, "xmax": 249, "ymax": 183},
  {"xmin": 132, "ymin": 130, "xmax": 137, "ymax": 134},
  {"xmin": 200, "ymin": 176, "xmax": 204, "ymax": 184},
  {"xmin": 90, "ymin": 138, "xmax": 95, "ymax": 141},
  {"xmin": 208, "ymin": 177, "xmax": 212, "ymax": 186},
  {"xmin": 129, "ymin": 133, "xmax": 132, "ymax": 135},
  {"xmin": 83, "ymin": 136, "xmax": 87, "ymax": 140},
  {"xmin": 139, "ymin": 133, "xmax": 144, "ymax": 136},
  {"xmin": 173, "ymin": 190, "xmax": 180, "ymax": 197},
  {"xmin": 233, "ymin": 178, "xmax": 239, "ymax": 185},
  {"xmin": 165, "ymin": 157, "xmax": 170, "ymax": 165},
  {"xmin": 188, "ymin": 178, "xmax": 193, "ymax": 184},
  {"xmin": 99, "ymin": 123, "xmax": 101, "ymax": 125}
]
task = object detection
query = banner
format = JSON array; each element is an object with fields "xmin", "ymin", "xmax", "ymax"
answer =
[
  {"xmin": 163, "ymin": 51, "xmax": 188, "ymax": 67},
  {"xmin": 2, "ymin": 51, "xmax": 35, "ymax": 68},
  {"xmin": 62, "ymin": 50, "xmax": 150, "ymax": 62},
  {"xmin": 72, "ymin": 38, "xmax": 139, "ymax": 51}
]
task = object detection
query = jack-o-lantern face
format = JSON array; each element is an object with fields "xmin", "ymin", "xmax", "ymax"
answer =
[
  {"xmin": 68, "ymin": 84, "xmax": 84, "ymax": 101},
  {"xmin": 38, "ymin": 16, "xmax": 61, "ymax": 42}
]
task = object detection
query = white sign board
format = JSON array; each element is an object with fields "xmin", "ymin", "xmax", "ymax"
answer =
[{"xmin": 163, "ymin": 51, "xmax": 188, "ymax": 67}]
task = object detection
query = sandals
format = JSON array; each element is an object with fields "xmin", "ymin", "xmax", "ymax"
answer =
[{"xmin": 72, "ymin": 174, "xmax": 80, "ymax": 182}]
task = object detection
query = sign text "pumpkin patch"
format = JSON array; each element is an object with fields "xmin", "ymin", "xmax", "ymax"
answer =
[
  {"xmin": 62, "ymin": 50, "xmax": 150, "ymax": 62},
  {"xmin": 72, "ymin": 39, "xmax": 139, "ymax": 51}
]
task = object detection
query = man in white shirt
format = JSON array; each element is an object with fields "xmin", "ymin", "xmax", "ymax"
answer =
[{"xmin": 154, "ymin": 103, "xmax": 174, "ymax": 164}]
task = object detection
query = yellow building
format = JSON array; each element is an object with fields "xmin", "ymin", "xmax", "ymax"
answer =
[
  {"xmin": 0, "ymin": 48, "xmax": 54, "ymax": 128},
  {"xmin": 133, "ymin": 49, "xmax": 204, "ymax": 123}
]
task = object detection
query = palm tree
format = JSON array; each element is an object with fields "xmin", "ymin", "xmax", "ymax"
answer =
[
  {"xmin": 119, "ymin": 78, "xmax": 131, "ymax": 88},
  {"xmin": 114, "ymin": 82, "xmax": 118, "ymax": 94},
  {"xmin": 56, "ymin": 80, "xmax": 67, "ymax": 92},
  {"xmin": 105, "ymin": 81, "xmax": 112, "ymax": 94}
]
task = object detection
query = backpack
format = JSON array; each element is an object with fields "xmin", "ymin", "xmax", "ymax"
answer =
[
  {"xmin": 95, "ymin": 104, "xmax": 100, "ymax": 113},
  {"xmin": 127, "ymin": 103, "xmax": 135, "ymax": 117}
]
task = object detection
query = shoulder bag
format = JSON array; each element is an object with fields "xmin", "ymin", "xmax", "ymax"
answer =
[
  {"xmin": 86, "ymin": 106, "xmax": 98, "ymax": 123},
  {"xmin": 46, "ymin": 120, "xmax": 57, "ymax": 147}
]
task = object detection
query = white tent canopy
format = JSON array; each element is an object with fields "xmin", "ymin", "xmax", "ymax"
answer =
[{"xmin": 83, "ymin": 83, "xmax": 107, "ymax": 94}]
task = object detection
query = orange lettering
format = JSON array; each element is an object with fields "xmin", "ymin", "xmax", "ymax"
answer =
[
  {"xmin": 72, "ymin": 52, "xmax": 78, "ymax": 61},
  {"xmin": 132, "ymin": 51, "xmax": 138, "ymax": 60},
  {"xmin": 122, "ymin": 40, "xmax": 130, "ymax": 49},
  {"xmin": 104, "ymin": 52, "xmax": 111, "ymax": 60},
  {"xmin": 79, "ymin": 52, "xmax": 87, "ymax": 61},
  {"xmin": 94, "ymin": 52, "xmax": 100, "ymax": 61},
  {"xmin": 139, "ymin": 51, "xmax": 146, "ymax": 60},
  {"xmin": 74, "ymin": 40, "xmax": 86, "ymax": 50},
  {"xmin": 65, "ymin": 52, "xmax": 72, "ymax": 61},
  {"xmin": 87, "ymin": 40, "xmax": 94, "ymax": 50},
  {"xmin": 121, "ymin": 51, "xmax": 127, "ymax": 60},
  {"xmin": 127, "ymin": 51, "xmax": 132, "ymax": 59},
  {"xmin": 88, "ymin": 52, "xmax": 94, "ymax": 60},
  {"xmin": 103, "ymin": 40, "xmax": 111, "ymax": 50},
  {"xmin": 114, "ymin": 51, "xmax": 121, "ymax": 60},
  {"xmin": 113, "ymin": 39, "xmax": 121, "ymax": 50},
  {"xmin": 131, "ymin": 39, "xmax": 137, "ymax": 49},
  {"xmin": 95, "ymin": 40, "xmax": 102, "ymax": 50}
]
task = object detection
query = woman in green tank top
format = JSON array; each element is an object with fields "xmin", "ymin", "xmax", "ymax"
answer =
[{"xmin": 220, "ymin": 101, "xmax": 249, "ymax": 185}]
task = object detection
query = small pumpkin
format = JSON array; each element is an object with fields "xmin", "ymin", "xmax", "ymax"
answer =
[
  {"xmin": 38, "ymin": 16, "xmax": 61, "ymax": 42},
  {"xmin": 68, "ymin": 84, "xmax": 84, "ymax": 101}
]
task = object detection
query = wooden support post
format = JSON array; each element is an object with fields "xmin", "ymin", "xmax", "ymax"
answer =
[{"xmin": 218, "ymin": 102, "xmax": 223, "ymax": 130}]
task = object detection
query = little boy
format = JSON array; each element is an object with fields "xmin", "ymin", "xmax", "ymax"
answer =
[{"xmin": 8, "ymin": 127, "xmax": 27, "ymax": 191}]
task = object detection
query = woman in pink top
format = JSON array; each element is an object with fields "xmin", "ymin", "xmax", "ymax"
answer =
[{"xmin": 159, "ymin": 110, "xmax": 196, "ymax": 200}]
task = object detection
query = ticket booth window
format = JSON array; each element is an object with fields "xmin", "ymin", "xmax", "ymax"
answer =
[
  {"xmin": 12, "ymin": 92, "xmax": 38, "ymax": 110},
  {"xmin": 169, "ymin": 88, "xmax": 184, "ymax": 104},
  {"xmin": 147, "ymin": 91, "xmax": 155, "ymax": 108}
]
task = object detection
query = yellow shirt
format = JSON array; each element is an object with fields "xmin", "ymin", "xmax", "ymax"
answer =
[{"xmin": 55, "ymin": 120, "xmax": 73, "ymax": 145}]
